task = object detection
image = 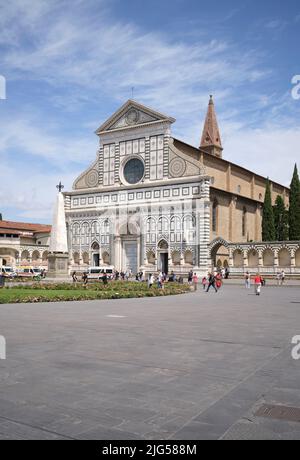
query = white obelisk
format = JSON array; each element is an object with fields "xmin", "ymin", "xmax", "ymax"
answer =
[{"xmin": 47, "ymin": 183, "xmax": 69, "ymax": 278}]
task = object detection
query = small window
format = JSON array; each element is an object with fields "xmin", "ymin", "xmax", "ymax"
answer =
[
  {"xmin": 212, "ymin": 200, "xmax": 218, "ymax": 232},
  {"xmin": 237, "ymin": 185, "xmax": 241, "ymax": 194},
  {"xmin": 242, "ymin": 207, "xmax": 247, "ymax": 237}
]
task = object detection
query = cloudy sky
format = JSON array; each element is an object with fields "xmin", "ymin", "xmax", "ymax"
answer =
[{"xmin": 0, "ymin": 0, "xmax": 299, "ymax": 223}]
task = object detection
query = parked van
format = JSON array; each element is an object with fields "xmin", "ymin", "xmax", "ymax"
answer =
[
  {"xmin": 0, "ymin": 266, "xmax": 17, "ymax": 278},
  {"xmin": 86, "ymin": 266, "xmax": 114, "ymax": 280},
  {"xmin": 16, "ymin": 267, "xmax": 42, "ymax": 278}
]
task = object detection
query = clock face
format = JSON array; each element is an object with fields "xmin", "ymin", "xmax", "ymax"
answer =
[{"xmin": 126, "ymin": 109, "xmax": 139, "ymax": 125}]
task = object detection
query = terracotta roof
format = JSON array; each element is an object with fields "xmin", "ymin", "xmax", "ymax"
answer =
[
  {"xmin": 0, "ymin": 228, "xmax": 21, "ymax": 235},
  {"xmin": 0, "ymin": 220, "xmax": 51, "ymax": 233}
]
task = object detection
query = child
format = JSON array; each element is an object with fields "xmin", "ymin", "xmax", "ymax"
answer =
[{"xmin": 254, "ymin": 273, "xmax": 262, "ymax": 295}]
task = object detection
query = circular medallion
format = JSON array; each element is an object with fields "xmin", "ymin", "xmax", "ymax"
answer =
[
  {"xmin": 125, "ymin": 109, "xmax": 139, "ymax": 125},
  {"xmin": 123, "ymin": 158, "xmax": 144, "ymax": 184},
  {"xmin": 169, "ymin": 158, "xmax": 186, "ymax": 178},
  {"xmin": 85, "ymin": 170, "xmax": 98, "ymax": 188}
]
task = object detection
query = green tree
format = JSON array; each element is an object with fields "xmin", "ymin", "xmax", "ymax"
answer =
[
  {"xmin": 262, "ymin": 178, "xmax": 275, "ymax": 241},
  {"xmin": 273, "ymin": 195, "xmax": 289, "ymax": 241},
  {"xmin": 289, "ymin": 164, "xmax": 300, "ymax": 240}
]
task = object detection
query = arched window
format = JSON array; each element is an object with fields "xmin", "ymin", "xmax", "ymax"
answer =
[
  {"xmin": 101, "ymin": 220, "xmax": 110, "ymax": 245},
  {"xmin": 212, "ymin": 200, "xmax": 218, "ymax": 233},
  {"xmin": 242, "ymin": 207, "xmax": 247, "ymax": 237},
  {"xmin": 158, "ymin": 217, "xmax": 168, "ymax": 233},
  {"xmin": 170, "ymin": 216, "xmax": 181, "ymax": 243},
  {"xmin": 146, "ymin": 218, "xmax": 156, "ymax": 244},
  {"xmin": 183, "ymin": 215, "xmax": 196, "ymax": 243}
]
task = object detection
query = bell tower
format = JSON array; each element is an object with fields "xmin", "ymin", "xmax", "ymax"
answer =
[{"xmin": 200, "ymin": 95, "xmax": 223, "ymax": 158}]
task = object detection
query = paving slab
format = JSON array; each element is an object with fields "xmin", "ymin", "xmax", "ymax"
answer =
[{"xmin": 0, "ymin": 284, "xmax": 300, "ymax": 439}]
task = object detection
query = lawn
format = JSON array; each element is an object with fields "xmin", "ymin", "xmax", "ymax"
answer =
[{"xmin": 0, "ymin": 281, "xmax": 191, "ymax": 304}]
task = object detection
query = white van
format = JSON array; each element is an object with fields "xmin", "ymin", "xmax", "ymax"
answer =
[
  {"xmin": 16, "ymin": 267, "xmax": 42, "ymax": 278},
  {"xmin": 86, "ymin": 266, "xmax": 114, "ymax": 280},
  {"xmin": 1, "ymin": 266, "xmax": 17, "ymax": 278}
]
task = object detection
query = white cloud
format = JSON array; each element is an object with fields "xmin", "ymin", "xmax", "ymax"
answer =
[
  {"xmin": 0, "ymin": 115, "xmax": 97, "ymax": 166},
  {"xmin": 0, "ymin": 0, "xmax": 298, "ymax": 221}
]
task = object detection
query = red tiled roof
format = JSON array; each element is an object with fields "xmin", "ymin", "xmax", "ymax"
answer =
[{"xmin": 0, "ymin": 220, "xmax": 51, "ymax": 233}]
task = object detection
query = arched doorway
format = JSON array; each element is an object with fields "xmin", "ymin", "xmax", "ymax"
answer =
[
  {"xmin": 158, "ymin": 240, "xmax": 168, "ymax": 274},
  {"xmin": 209, "ymin": 239, "xmax": 230, "ymax": 269},
  {"xmin": 91, "ymin": 242, "xmax": 100, "ymax": 266}
]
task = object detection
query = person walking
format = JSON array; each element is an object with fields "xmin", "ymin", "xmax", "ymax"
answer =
[
  {"xmin": 215, "ymin": 272, "xmax": 222, "ymax": 290},
  {"xmin": 148, "ymin": 273, "xmax": 154, "ymax": 288},
  {"xmin": 276, "ymin": 272, "xmax": 281, "ymax": 286},
  {"xmin": 254, "ymin": 273, "xmax": 262, "ymax": 295},
  {"xmin": 225, "ymin": 267, "xmax": 229, "ymax": 279},
  {"xmin": 206, "ymin": 273, "xmax": 218, "ymax": 293},
  {"xmin": 72, "ymin": 271, "xmax": 77, "ymax": 283},
  {"xmin": 82, "ymin": 272, "xmax": 88, "ymax": 288},
  {"xmin": 192, "ymin": 273, "xmax": 198, "ymax": 291},
  {"xmin": 281, "ymin": 270, "xmax": 285, "ymax": 286},
  {"xmin": 244, "ymin": 271, "xmax": 251, "ymax": 289},
  {"xmin": 188, "ymin": 270, "xmax": 193, "ymax": 286},
  {"xmin": 157, "ymin": 272, "xmax": 163, "ymax": 289},
  {"xmin": 202, "ymin": 275, "xmax": 207, "ymax": 290}
]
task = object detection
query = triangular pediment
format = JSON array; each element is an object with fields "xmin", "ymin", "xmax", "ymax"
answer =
[{"xmin": 95, "ymin": 100, "xmax": 175, "ymax": 134}]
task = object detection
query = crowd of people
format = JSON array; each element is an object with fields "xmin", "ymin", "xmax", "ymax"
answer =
[{"xmin": 71, "ymin": 266, "xmax": 289, "ymax": 295}]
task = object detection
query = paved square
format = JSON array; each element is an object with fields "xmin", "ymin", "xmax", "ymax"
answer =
[{"xmin": 0, "ymin": 285, "xmax": 300, "ymax": 440}]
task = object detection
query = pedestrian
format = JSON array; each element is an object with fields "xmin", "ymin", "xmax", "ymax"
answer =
[
  {"xmin": 206, "ymin": 273, "xmax": 218, "ymax": 293},
  {"xmin": 82, "ymin": 272, "xmax": 88, "ymax": 287},
  {"xmin": 281, "ymin": 270, "xmax": 285, "ymax": 286},
  {"xmin": 102, "ymin": 273, "xmax": 108, "ymax": 285},
  {"xmin": 157, "ymin": 272, "xmax": 163, "ymax": 289},
  {"xmin": 215, "ymin": 273, "xmax": 222, "ymax": 290},
  {"xmin": 244, "ymin": 271, "xmax": 251, "ymax": 289},
  {"xmin": 148, "ymin": 273, "xmax": 154, "ymax": 288},
  {"xmin": 192, "ymin": 273, "xmax": 198, "ymax": 291},
  {"xmin": 188, "ymin": 270, "xmax": 193, "ymax": 286},
  {"xmin": 202, "ymin": 275, "xmax": 207, "ymax": 290},
  {"xmin": 72, "ymin": 271, "xmax": 77, "ymax": 283},
  {"xmin": 276, "ymin": 272, "xmax": 281, "ymax": 286},
  {"xmin": 225, "ymin": 267, "xmax": 229, "ymax": 279},
  {"xmin": 254, "ymin": 273, "xmax": 262, "ymax": 295}
]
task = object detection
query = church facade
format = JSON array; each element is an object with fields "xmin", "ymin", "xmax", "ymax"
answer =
[{"xmin": 64, "ymin": 98, "xmax": 299, "ymax": 276}]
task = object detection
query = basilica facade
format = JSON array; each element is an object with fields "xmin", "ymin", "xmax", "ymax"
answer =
[{"xmin": 64, "ymin": 97, "xmax": 299, "ymax": 276}]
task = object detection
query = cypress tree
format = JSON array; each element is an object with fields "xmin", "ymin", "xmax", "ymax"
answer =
[
  {"xmin": 274, "ymin": 195, "xmax": 289, "ymax": 241},
  {"xmin": 262, "ymin": 178, "xmax": 276, "ymax": 241},
  {"xmin": 289, "ymin": 164, "xmax": 300, "ymax": 240}
]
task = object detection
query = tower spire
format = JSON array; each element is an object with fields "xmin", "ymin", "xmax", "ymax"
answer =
[{"xmin": 200, "ymin": 95, "xmax": 223, "ymax": 158}]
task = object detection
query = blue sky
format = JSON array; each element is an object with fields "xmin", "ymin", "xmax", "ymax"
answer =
[{"xmin": 0, "ymin": 0, "xmax": 299, "ymax": 223}]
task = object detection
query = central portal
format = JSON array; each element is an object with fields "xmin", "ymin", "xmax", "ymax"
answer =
[
  {"xmin": 160, "ymin": 253, "xmax": 168, "ymax": 274},
  {"xmin": 123, "ymin": 241, "xmax": 138, "ymax": 274}
]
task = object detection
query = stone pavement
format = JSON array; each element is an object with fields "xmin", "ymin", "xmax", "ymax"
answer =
[{"xmin": 0, "ymin": 285, "xmax": 300, "ymax": 440}]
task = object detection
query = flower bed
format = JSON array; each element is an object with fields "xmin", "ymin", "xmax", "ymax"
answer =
[{"xmin": 0, "ymin": 281, "xmax": 191, "ymax": 304}]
